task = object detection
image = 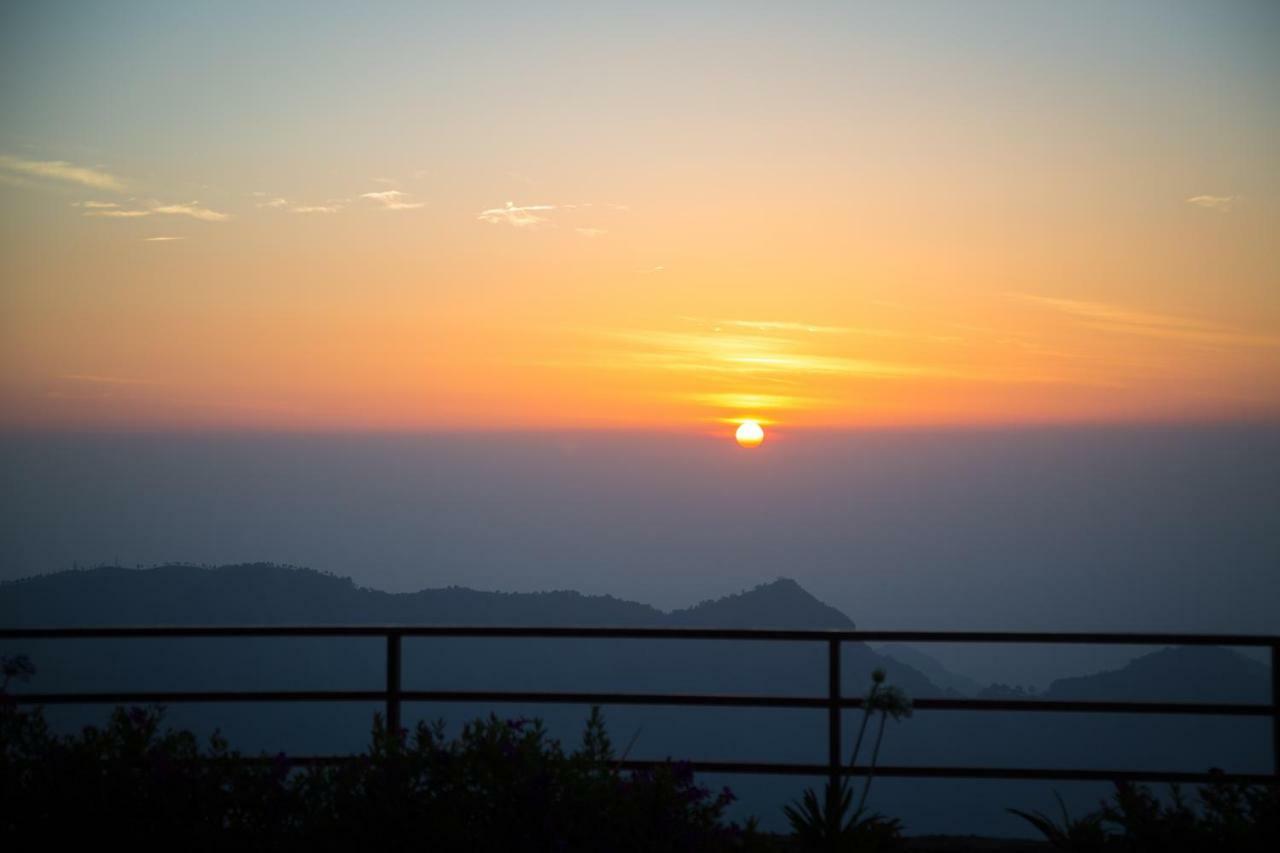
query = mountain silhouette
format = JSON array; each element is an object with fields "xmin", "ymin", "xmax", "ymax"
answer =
[
  {"xmin": 1044, "ymin": 644, "xmax": 1268, "ymax": 703},
  {"xmin": 0, "ymin": 566, "xmax": 852, "ymax": 630},
  {"xmin": 872, "ymin": 643, "xmax": 984, "ymax": 696},
  {"xmin": 0, "ymin": 564, "xmax": 669, "ymax": 627},
  {"xmin": 668, "ymin": 578, "xmax": 854, "ymax": 628}
]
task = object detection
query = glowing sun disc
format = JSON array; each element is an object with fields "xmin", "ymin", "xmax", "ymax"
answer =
[{"xmin": 735, "ymin": 420, "xmax": 765, "ymax": 448}]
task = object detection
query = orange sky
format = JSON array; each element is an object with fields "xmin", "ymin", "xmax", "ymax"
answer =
[{"xmin": 2, "ymin": 3, "xmax": 1278, "ymax": 433}]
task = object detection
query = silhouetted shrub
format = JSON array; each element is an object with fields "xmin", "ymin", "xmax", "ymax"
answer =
[
  {"xmin": 783, "ymin": 779, "xmax": 903, "ymax": 852},
  {"xmin": 1103, "ymin": 777, "xmax": 1279, "ymax": 852},
  {"xmin": 1, "ymin": 701, "xmax": 759, "ymax": 852},
  {"xmin": 1009, "ymin": 776, "xmax": 1279, "ymax": 852}
]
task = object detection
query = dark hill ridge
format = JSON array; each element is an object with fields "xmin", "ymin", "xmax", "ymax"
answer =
[
  {"xmin": 1044, "ymin": 644, "xmax": 1268, "ymax": 703},
  {"xmin": 668, "ymin": 577, "xmax": 854, "ymax": 628},
  {"xmin": 0, "ymin": 564, "xmax": 840, "ymax": 629}
]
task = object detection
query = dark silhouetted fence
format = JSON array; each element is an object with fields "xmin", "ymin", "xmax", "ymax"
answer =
[{"xmin": 3, "ymin": 626, "xmax": 1277, "ymax": 792}]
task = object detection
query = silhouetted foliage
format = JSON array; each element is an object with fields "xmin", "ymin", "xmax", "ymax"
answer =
[
  {"xmin": 1009, "ymin": 776, "xmax": 1280, "ymax": 852},
  {"xmin": 1, "ymin": 654, "xmax": 35, "ymax": 691},
  {"xmin": 1006, "ymin": 791, "xmax": 1108, "ymax": 851},
  {"xmin": 782, "ymin": 779, "xmax": 903, "ymax": 852},
  {"xmin": 1, "ymin": 700, "xmax": 763, "ymax": 851}
]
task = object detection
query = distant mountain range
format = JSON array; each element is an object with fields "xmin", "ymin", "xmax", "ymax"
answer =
[
  {"xmin": 1, "ymin": 564, "xmax": 1270, "ymax": 836},
  {"xmin": 0, "ymin": 564, "xmax": 852, "ymax": 630}
]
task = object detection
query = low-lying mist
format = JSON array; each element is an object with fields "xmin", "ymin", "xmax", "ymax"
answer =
[{"xmin": 2, "ymin": 422, "xmax": 1276, "ymax": 685}]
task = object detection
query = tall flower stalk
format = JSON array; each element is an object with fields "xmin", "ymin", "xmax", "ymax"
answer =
[
  {"xmin": 847, "ymin": 668, "xmax": 885, "ymax": 769},
  {"xmin": 857, "ymin": 682, "xmax": 912, "ymax": 814},
  {"xmin": 784, "ymin": 667, "xmax": 912, "ymax": 850},
  {"xmin": 848, "ymin": 668, "xmax": 913, "ymax": 815}
]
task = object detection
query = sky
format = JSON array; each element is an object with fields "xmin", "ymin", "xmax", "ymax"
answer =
[{"xmin": 1, "ymin": 1, "xmax": 1278, "ymax": 434}]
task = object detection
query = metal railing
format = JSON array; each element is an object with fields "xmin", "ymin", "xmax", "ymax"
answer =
[{"xmin": 3, "ymin": 626, "xmax": 1277, "ymax": 791}]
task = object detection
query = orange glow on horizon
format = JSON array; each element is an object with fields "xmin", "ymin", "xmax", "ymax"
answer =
[{"xmin": 1, "ymin": 6, "xmax": 1277, "ymax": 433}]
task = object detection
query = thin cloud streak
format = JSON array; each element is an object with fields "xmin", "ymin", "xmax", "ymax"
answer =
[
  {"xmin": 553, "ymin": 320, "xmax": 1101, "ymax": 396},
  {"xmin": 0, "ymin": 154, "xmax": 125, "ymax": 191},
  {"xmin": 258, "ymin": 194, "xmax": 345, "ymax": 213},
  {"xmin": 477, "ymin": 201, "xmax": 555, "ymax": 227},
  {"xmin": 1010, "ymin": 294, "xmax": 1280, "ymax": 348},
  {"xmin": 150, "ymin": 202, "xmax": 230, "ymax": 222},
  {"xmin": 360, "ymin": 190, "xmax": 423, "ymax": 210},
  {"xmin": 685, "ymin": 391, "xmax": 826, "ymax": 410},
  {"xmin": 290, "ymin": 204, "xmax": 342, "ymax": 214},
  {"xmin": 79, "ymin": 199, "xmax": 230, "ymax": 221},
  {"xmin": 84, "ymin": 209, "xmax": 151, "ymax": 218},
  {"xmin": 708, "ymin": 319, "xmax": 851, "ymax": 335},
  {"xmin": 681, "ymin": 317, "xmax": 960, "ymax": 344},
  {"xmin": 1186, "ymin": 194, "xmax": 1239, "ymax": 212},
  {"xmin": 597, "ymin": 328, "xmax": 949, "ymax": 380}
]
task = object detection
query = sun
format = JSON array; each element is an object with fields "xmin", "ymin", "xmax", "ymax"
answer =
[{"xmin": 735, "ymin": 420, "xmax": 765, "ymax": 448}]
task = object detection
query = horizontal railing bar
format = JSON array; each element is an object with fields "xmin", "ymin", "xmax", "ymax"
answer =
[
  {"xmin": 1, "ymin": 626, "xmax": 1277, "ymax": 645},
  {"xmin": 909, "ymin": 697, "xmax": 1277, "ymax": 716},
  {"xmin": 10, "ymin": 689, "xmax": 1276, "ymax": 718},
  {"xmin": 7, "ymin": 690, "xmax": 824, "ymax": 708},
  {"xmin": 11, "ymin": 690, "xmax": 388, "ymax": 705},
  {"xmin": 402, "ymin": 690, "xmax": 822, "ymax": 708},
  {"xmin": 207, "ymin": 755, "xmax": 1279, "ymax": 785},
  {"xmin": 616, "ymin": 762, "xmax": 1280, "ymax": 784}
]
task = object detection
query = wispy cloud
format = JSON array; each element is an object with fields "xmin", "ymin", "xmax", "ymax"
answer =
[
  {"xmin": 686, "ymin": 391, "xmax": 824, "ymax": 411},
  {"xmin": 677, "ymin": 317, "xmax": 959, "ymax": 344},
  {"xmin": 0, "ymin": 154, "xmax": 125, "ymax": 191},
  {"xmin": 1186, "ymin": 194, "xmax": 1239, "ymax": 212},
  {"xmin": 1010, "ymin": 293, "xmax": 1280, "ymax": 348},
  {"xmin": 477, "ymin": 200, "xmax": 626, "ymax": 230},
  {"xmin": 84, "ymin": 208, "xmax": 151, "ymax": 218},
  {"xmin": 257, "ymin": 194, "xmax": 344, "ymax": 214},
  {"xmin": 143, "ymin": 236, "xmax": 185, "ymax": 242},
  {"xmin": 361, "ymin": 189, "xmax": 424, "ymax": 210},
  {"xmin": 150, "ymin": 201, "xmax": 230, "ymax": 222},
  {"xmin": 552, "ymin": 314, "xmax": 1081, "ymax": 397},
  {"xmin": 79, "ymin": 199, "xmax": 230, "ymax": 221},
  {"xmin": 711, "ymin": 319, "xmax": 851, "ymax": 335},
  {"xmin": 477, "ymin": 201, "xmax": 555, "ymax": 227},
  {"xmin": 595, "ymin": 327, "xmax": 944, "ymax": 380}
]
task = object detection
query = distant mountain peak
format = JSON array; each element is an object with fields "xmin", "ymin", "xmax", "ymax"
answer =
[{"xmin": 667, "ymin": 577, "xmax": 855, "ymax": 629}]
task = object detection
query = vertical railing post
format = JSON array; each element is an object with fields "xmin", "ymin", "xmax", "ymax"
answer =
[
  {"xmin": 1272, "ymin": 644, "xmax": 1279, "ymax": 776},
  {"xmin": 828, "ymin": 638, "xmax": 841, "ymax": 796},
  {"xmin": 386, "ymin": 631, "xmax": 402, "ymax": 736}
]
